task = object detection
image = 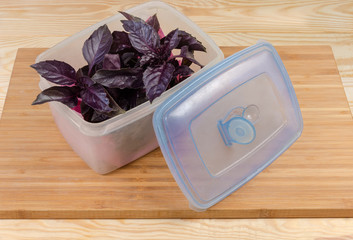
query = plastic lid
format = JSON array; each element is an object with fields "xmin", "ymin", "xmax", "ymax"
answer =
[{"xmin": 153, "ymin": 41, "xmax": 303, "ymax": 211}]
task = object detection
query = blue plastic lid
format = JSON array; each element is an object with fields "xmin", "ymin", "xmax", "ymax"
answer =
[{"xmin": 153, "ymin": 41, "xmax": 303, "ymax": 211}]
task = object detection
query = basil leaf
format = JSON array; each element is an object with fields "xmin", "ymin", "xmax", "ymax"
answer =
[
  {"xmin": 31, "ymin": 60, "xmax": 76, "ymax": 85},
  {"xmin": 119, "ymin": 11, "xmax": 144, "ymax": 22},
  {"xmin": 92, "ymin": 68, "xmax": 143, "ymax": 89},
  {"xmin": 162, "ymin": 29, "xmax": 181, "ymax": 53},
  {"xmin": 82, "ymin": 24, "xmax": 113, "ymax": 75},
  {"xmin": 32, "ymin": 86, "xmax": 78, "ymax": 108},
  {"xmin": 80, "ymin": 84, "xmax": 112, "ymax": 112},
  {"xmin": 121, "ymin": 20, "xmax": 160, "ymax": 55},
  {"xmin": 111, "ymin": 31, "xmax": 132, "ymax": 53},
  {"xmin": 103, "ymin": 54, "xmax": 121, "ymax": 70},
  {"xmin": 178, "ymin": 45, "xmax": 203, "ymax": 67},
  {"xmin": 143, "ymin": 63, "xmax": 175, "ymax": 102},
  {"xmin": 177, "ymin": 30, "xmax": 206, "ymax": 52},
  {"xmin": 77, "ymin": 76, "xmax": 94, "ymax": 88},
  {"xmin": 174, "ymin": 64, "xmax": 194, "ymax": 77},
  {"xmin": 146, "ymin": 14, "xmax": 160, "ymax": 32}
]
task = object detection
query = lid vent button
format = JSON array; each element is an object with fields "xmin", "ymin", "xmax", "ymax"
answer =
[{"xmin": 218, "ymin": 105, "xmax": 259, "ymax": 146}]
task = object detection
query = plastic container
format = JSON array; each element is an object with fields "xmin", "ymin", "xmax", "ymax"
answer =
[
  {"xmin": 153, "ymin": 41, "xmax": 303, "ymax": 211},
  {"xmin": 35, "ymin": 1, "xmax": 224, "ymax": 174}
]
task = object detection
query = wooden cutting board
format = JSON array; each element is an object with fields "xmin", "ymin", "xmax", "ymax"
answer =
[{"xmin": 1, "ymin": 46, "xmax": 353, "ymax": 219}]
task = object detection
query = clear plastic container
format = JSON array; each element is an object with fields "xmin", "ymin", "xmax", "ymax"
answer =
[
  {"xmin": 36, "ymin": 1, "xmax": 224, "ymax": 174},
  {"xmin": 153, "ymin": 41, "xmax": 303, "ymax": 211}
]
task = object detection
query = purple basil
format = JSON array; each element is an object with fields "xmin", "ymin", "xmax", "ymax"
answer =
[
  {"xmin": 103, "ymin": 54, "xmax": 121, "ymax": 70},
  {"xmin": 32, "ymin": 86, "xmax": 79, "ymax": 108},
  {"xmin": 31, "ymin": 60, "xmax": 76, "ymax": 85},
  {"xmin": 76, "ymin": 65, "xmax": 89, "ymax": 79},
  {"xmin": 32, "ymin": 12, "xmax": 206, "ymax": 123},
  {"xmin": 121, "ymin": 52, "xmax": 138, "ymax": 67},
  {"xmin": 177, "ymin": 30, "xmax": 206, "ymax": 52},
  {"xmin": 81, "ymin": 95, "xmax": 125, "ymax": 123},
  {"xmin": 107, "ymin": 88, "xmax": 139, "ymax": 111},
  {"xmin": 80, "ymin": 84, "xmax": 112, "ymax": 112},
  {"xmin": 111, "ymin": 31, "xmax": 132, "ymax": 53},
  {"xmin": 77, "ymin": 76, "xmax": 94, "ymax": 88},
  {"xmin": 143, "ymin": 63, "xmax": 175, "ymax": 102},
  {"xmin": 139, "ymin": 52, "xmax": 157, "ymax": 66},
  {"xmin": 146, "ymin": 14, "xmax": 160, "ymax": 33},
  {"xmin": 82, "ymin": 24, "xmax": 113, "ymax": 75},
  {"xmin": 80, "ymin": 101, "xmax": 110, "ymax": 123},
  {"xmin": 92, "ymin": 68, "xmax": 143, "ymax": 89},
  {"xmin": 173, "ymin": 65, "xmax": 194, "ymax": 77},
  {"xmin": 121, "ymin": 19, "xmax": 160, "ymax": 55},
  {"xmin": 175, "ymin": 45, "xmax": 203, "ymax": 67},
  {"xmin": 119, "ymin": 11, "xmax": 144, "ymax": 22},
  {"xmin": 162, "ymin": 29, "xmax": 181, "ymax": 53}
]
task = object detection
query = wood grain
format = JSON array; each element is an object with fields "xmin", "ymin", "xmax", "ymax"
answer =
[
  {"xmin": 0, "ymin": 46, "xmax": 352, "ymax": 219},
  {"xmin": 1, "ymin": 1, "xmax": 353, "ymax": 237},
  {"xmin": 1, "ymin": 219, "xmax": 353, "ymax": 240}
]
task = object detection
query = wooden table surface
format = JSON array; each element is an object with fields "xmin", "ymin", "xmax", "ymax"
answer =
[
  {"xmin": 1, "ymin": 0, "xmax": 353, "ymax": 239},
  {"xmin": 4, "ymin": 45, "xmax": 353, "ymax": 219}
]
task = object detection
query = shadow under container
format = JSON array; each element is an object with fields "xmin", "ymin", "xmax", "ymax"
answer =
[{"xmin": 36, "ymin": 1, "xmax": 224, "ymax": 174}]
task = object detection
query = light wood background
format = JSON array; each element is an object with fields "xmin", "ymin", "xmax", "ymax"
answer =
[{"xmin": 1, "ymin": 0, "xmax": 353, "ymax": 239}]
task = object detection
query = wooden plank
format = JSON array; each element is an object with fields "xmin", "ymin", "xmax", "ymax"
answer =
[
  {"xmin": 1, "ymin": 219, "xmax": 353, "ymax": 240},
  {"xmin": 0, "ymin": 46, "xmax": 353, "ymax": 219},
  {"xmin": 1, "ymin": 0, "xmax": 353, "ymax": 35}
]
